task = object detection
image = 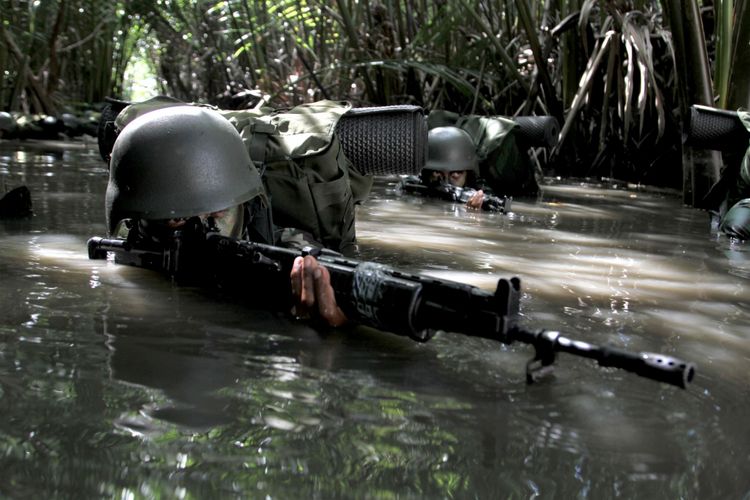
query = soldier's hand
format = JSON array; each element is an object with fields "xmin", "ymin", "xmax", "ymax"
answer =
[
  {"xmin": 290, "ymin": 255, "xmax": 348, "ymax": 327},
  {"xmin": 466, "ymin": 189, "xmax": 484, "ymax": 210}
]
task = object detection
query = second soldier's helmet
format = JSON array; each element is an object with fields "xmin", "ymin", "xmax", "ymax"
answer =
[
  {"xmin": 424, "ymin": 126, "xmax": 478, "ymax": 173},
  {"xmin": 105, "ymin": 105, "xmax": 264, "ymax": 235}
]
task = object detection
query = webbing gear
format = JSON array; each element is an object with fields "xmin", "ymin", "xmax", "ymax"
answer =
[
  {"xmin": 246, "ymin": 121, "xmax": 276, "ymax": 175},
  {"xmin": 221, "ymin": 101, "xmax": 369, "ymax": 255}
]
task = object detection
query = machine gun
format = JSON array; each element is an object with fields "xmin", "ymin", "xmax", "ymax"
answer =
[
  {"xmin": 87, "ymin": 220, "xmax": 694, "ymax": 389},
  {"xmin": 398, "ymin": 177, "xmax": 512, "ymax": 213}
]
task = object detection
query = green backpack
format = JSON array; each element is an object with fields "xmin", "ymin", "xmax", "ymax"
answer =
[
  {"xmin": 111, "ymin": 97, "xmax": 373, "ymax": 255},
  {"xmin": 427, "ymin": 110, "xmax": 537, "ymax": 196},
  {"xmin": 221, "ymin": 100, "xmax": 373, "ymax": 255}
]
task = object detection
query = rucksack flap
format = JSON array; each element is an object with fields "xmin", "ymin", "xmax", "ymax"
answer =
[
  {"xmin": 222, "ymin": 101, "xmax": 371, "ymax": 255},
  {"xmin": 261, "ymin": 134, "xmax": 364, "ymax": 255}
]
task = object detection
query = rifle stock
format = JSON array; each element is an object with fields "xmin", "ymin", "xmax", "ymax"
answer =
[{"xmin": 87, "ymin": 226, "xmax": 695, "ymax": 389}]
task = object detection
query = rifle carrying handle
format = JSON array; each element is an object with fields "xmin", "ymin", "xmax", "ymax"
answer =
[{"xmin": 683, "ymin": 105, "xmax": 749, "ymax": 152}]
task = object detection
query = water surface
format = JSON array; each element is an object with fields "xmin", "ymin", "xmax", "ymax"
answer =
[{"xmin": 0, "ymin": 140, "xmax": 748, "ymax": 498}]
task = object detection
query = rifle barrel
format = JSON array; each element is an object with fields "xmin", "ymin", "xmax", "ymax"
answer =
[{"xmin": 510, "ymin": 328, "xmax": 695, "ymax": 389}]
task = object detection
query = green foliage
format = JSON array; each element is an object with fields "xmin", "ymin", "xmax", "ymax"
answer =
[
  {"xmin": 554, "ymin": 2, "xmax": 676, "ymax": 183},
  {"xmin": 0, "ymin": 0, "xmax": 137, "ymax": 113},
  {"xmin": 0, "ymin": 0, "xmax": 740, "ymax": 198},
  {"xmin": 715, "ymin": 0, "xmax": 733, "ymax": 109},
  {"xmin": 661, "ymin": 0, "xmax": 721, "ymax": 204},
  {"xmin": 726, "ymin": 0, "xmax": 750, "ymax": 110}
]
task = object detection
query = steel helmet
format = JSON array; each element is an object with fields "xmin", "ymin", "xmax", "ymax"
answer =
[
  {"xmin": 425, "ymin": 126, "xmax": 478, "ymax": 173},
  {"xmin": 105, "ymin": 105, "xmax": 264, "ymax": 235}
]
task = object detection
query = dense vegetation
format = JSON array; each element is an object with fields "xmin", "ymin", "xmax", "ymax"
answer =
[{"xmin": 2, "ymin": 0, "xmax": 749, "ymax": 204}]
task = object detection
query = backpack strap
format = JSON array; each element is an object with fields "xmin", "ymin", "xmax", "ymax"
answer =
[{"xmin": 246, "ymin": 121, "xmax": 276, "ymax": 176}]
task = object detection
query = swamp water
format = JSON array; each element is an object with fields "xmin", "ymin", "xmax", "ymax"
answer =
[{"xmin": 0, "ymin": 140, "xmax": 748, "ymax": 498}]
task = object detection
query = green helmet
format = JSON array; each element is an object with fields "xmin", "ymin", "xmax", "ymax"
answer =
[
  {"xmin": 425, "ymin": 126, "xmax": 478, "ymax": 173},
  {"xmin": 106, "ymin": 105, "xmax": 264, "ymax": 235}
]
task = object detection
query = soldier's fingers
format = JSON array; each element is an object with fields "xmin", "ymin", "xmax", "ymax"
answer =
[
  {"xmin": 467, "ymin": 190, "xmax": 484, "ymax": 209},
  {"xmin": 299, "ymin": 255, "xmax": 318, "ymax": 309},
  {"xmin": 314, "ymin": 265, "xmax": 348, "ymax": 327},
  {"xmin": 291, "ymin": 256, "xmax": 312, "ymax": 318},
  {"xmin": 290, "ymin": 256, "xmax": 304, "ymax": 297}
]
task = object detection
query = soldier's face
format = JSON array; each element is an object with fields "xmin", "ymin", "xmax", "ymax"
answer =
[
  {"xmin": 161, "ymin": 204, "xmax": 244, "ymax": 238},
  {"xmin": 430, "ymin": 169, "xmax": 468, "ymax": 188}
]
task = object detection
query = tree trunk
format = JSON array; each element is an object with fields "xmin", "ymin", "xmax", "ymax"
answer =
[
  {"xmin": 0, "ymin": 23, "xmax": 57, "ymax": 114},
  {"xmin": 727, "ymin": 0, "xmax": 750, "ymax": 110},
  {"xmin": 661, "ymin": 0, "xmax": 721, "ymax": 206}
]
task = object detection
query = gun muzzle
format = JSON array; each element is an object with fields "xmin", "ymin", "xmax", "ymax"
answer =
[
  {"xmin": 87, "ymin": 237, "xmax": 108, "ymax": 260},
  {"xmin": 599, "ymin": 346, "xmax": 695, "ymax": 389}
]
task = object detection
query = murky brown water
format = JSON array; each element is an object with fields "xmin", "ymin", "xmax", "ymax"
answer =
[{"xmin": 1, "ymin": 140, "xmax": 748, "ymax": 498}]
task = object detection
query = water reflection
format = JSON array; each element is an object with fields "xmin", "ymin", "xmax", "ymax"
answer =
[
  {"xmin": 1, "ymin": 142, "xmax": 749, "ymax": 497},
  {"xmin": 721, "ymin": 238, "xmax": 750, "ymax": 280}
]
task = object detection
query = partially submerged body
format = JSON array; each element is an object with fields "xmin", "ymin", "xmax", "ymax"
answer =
[
  {"xmin": 396, "ymin": 124, "xmax": 516, "ymax": 212},
  {"xmin": 103, "ymin": 103, "xmax": 349, "ymax": 326}
]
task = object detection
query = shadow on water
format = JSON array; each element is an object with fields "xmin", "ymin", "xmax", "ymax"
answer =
[{"xmin": 0, "ymin": 142, "xmax": 749, "ymax": 497}]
